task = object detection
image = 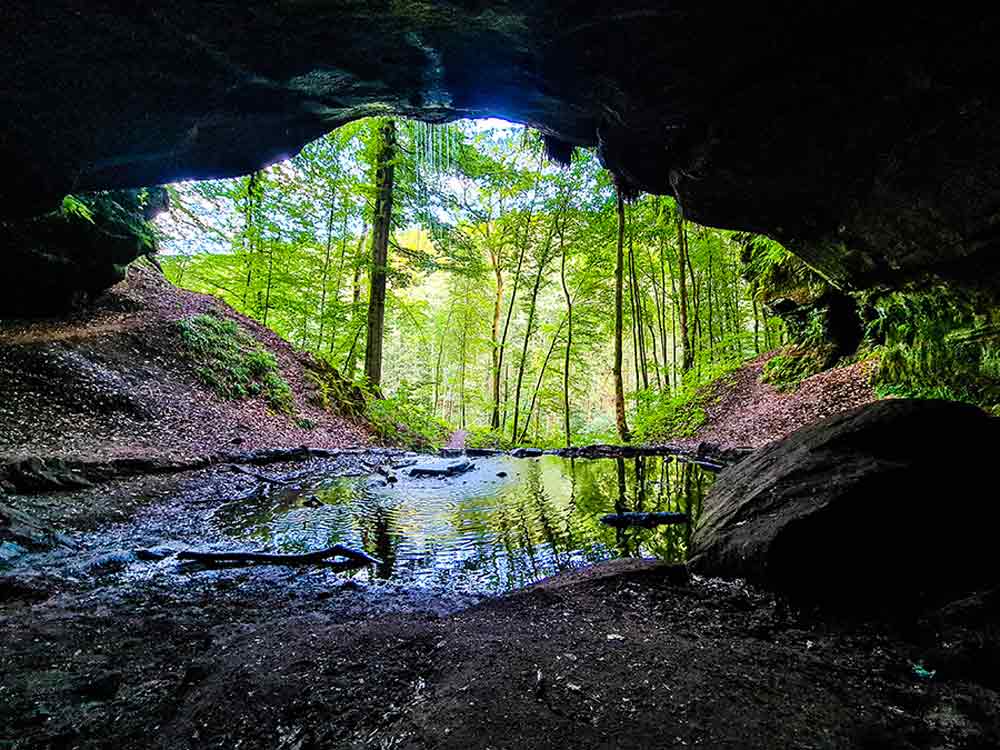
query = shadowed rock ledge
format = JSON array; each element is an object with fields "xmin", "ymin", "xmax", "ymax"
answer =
[{"xmin": 2, "ymin": 3, "xmax": 999, "ymax": 297}]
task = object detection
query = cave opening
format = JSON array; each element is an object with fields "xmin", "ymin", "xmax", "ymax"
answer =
[{"xmin": 3, "ymin": 5, "xmax": 1000, "ymax": 747}]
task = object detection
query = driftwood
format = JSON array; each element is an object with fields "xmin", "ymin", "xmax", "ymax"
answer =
[
  {"xmin": 409, "ymin": 459, "xmax": 475, "ymax": 478},
  {"xmin": 177, "ymin": 544, "xmax": 380, "ymax": 568},
  {"xmin": 600, "ymin": 512, "xmax": 689, "ymax": 529}
]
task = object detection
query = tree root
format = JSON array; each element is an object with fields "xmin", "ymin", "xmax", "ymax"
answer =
[{"xmin": 177, "ymin": 544, "xmax": 381, "ymax": 569}]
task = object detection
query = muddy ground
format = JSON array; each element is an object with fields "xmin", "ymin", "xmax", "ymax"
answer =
[{"xmin": 2, "ymin": 455, "xmax": 998, "ymax": 750}]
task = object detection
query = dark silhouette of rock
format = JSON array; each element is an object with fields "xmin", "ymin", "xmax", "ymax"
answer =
[
  {"xmin": 2, "ymin": 6, "xmax": 999, "ymax": 301},
  {"xmin": 689, "ymin": 399, "xmax": 1000, "ymax": 609},
  {"xmin": 511, "ymin": 448, "xmax": 543, "ymax": 458}
]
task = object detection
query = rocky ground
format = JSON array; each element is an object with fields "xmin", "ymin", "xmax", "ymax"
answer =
[
  {"xmin": 0, "ymin": 262, "xmax": 369, "ymax": 464},
  {"xmin": 2, "ymin": 447, "xmax": 997, "ymax": 750}
]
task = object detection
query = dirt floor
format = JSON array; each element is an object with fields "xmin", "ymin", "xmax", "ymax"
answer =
[
  {"xmin": 679, "ymin": 353, "xmax": 879, "ymax": 450},
  {"xmin": 0, "ymin": 262, "xmax": 369, "ymax": 463},
  {"xmin": 2, "ymin": 459, "xmax": 998, "ymax": 750}
]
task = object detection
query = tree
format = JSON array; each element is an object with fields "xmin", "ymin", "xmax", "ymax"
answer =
[
  {"xmin": 613, "ymin": 189, "xmax": 631, "ymax": 442},
  {"xmin": 364, "ymin": 118, "xmax": 397, "ymax": 389}
]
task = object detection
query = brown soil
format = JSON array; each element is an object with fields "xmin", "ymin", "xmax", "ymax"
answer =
[
  {"xmin": 3, "ymin": 552, "xmax": 996, "ymax": 750},
  {"xmin": 0, "ymin": 262, "xmax": 369, "ymax": 463},
  {"xmin": 680, "ymin": 353, "xmax": 880, "ymax": 450}
]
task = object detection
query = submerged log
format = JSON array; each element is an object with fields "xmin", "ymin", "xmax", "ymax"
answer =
[
  {"xmin": 409, "ymin": 459, "xmax": 474, "ymax": 478},
  {"xmin": 600, "ymin": 512, "xmax": 690, "ymax": 529},
  {"xmin": 177, "ymin": 544, "xmax": 380, "ymax": 568}
]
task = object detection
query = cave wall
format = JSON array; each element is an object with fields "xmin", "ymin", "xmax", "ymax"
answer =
[{"xmin": 2, "ymin": 2, "xmax": 1000, "ymax": 304}]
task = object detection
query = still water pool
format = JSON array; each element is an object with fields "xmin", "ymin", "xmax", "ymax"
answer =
[{"xmin": 213, "ymin": 454, "xmax": 715, "ymax": 594}]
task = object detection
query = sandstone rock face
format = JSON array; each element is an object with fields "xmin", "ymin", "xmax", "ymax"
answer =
[
  {"xmin": 689, "ymin": 400, "xmax": 1000, "ymax": 608},
  {"xmin": 2, "ymin": 5, "xmax": 999, "ymax": 291}
]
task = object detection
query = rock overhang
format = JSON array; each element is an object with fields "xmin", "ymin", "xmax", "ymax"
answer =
[{"xmin": 1, "ymin": 2, "xmax": 999, "ymax": 292}]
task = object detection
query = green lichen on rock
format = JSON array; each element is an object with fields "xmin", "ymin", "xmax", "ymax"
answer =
[
  {"xmin": 177, "ymin": 314, "xmax": 294, "ymax": 413},
  {"xmin": 303, "ymin": 357, "xmax": 365, "ymax": 419}
]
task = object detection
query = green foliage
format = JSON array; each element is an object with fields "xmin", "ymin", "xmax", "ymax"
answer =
[
  {"xmin": 63, "ymin": 190, "xmax": 159, "ymax": 251},
  {"xmin": 158, "ymin": 117, "xmax": 794, "ymax": 446},
  {"xmin": 60, "ymin": 195, "xmax": 95, "ymax": 223},
  {"xmin": 363, "ymin": 382, "xmax": 449, "ymax": 450},
  {"xmin": 863, "ymin": 286, "xmax": 1000, "ymax": 414},
  {"xmin": 633, "ymin": 360, "xmax": 744, "ymax": 442},
  {"xmin": 632, "ymin": 388, "xmax": 708, "ymax": 442},
  {"xmin": 760, "ymin": 347, "xmax": 830, "ymax": 391},
  {"xmin": 465, "ymin": 426, "xmax": 513, "ymax": 451},
  {"xmin": 177, "ymin": 314, "xmax": 294, "ymax": 413}
]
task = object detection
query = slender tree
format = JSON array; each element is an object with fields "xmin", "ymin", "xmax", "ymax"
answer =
[
  {"xmin": 613, "ymin": 189, "xmax": 631, "ymax": 442},
  {"xmin": 364, "ymin": 118, "xmax": 397, "ymax": 389}
]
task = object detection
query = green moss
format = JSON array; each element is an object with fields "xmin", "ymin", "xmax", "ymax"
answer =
[
  {"xmin": 177, "ymin": 314, "xmax": 294, "ymax": 413},
  {"xmin": 861, "ymin": 285, "xmax": 1000, "ymax": 414},
  {"xmin": 760, "ymin": 347, "xmax": 831, "ymax": 392}
]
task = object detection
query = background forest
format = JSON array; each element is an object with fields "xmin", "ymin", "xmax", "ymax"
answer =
[{"xmin": 156, "ymin": 118, "xmax": 1000, "ymax": 448}]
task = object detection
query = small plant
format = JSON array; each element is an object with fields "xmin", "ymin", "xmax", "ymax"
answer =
[
  {"xmin": 361, "ymin": 381, "xmax": 448, "ymax": 450},
  {"xmin": 177, "ymin": 314, "xmax": 295, "ymax": 413},
  {"xmin": 465, "ymin": 427, "xmax": 513, "ymax": 451},
  {"xmin": 761, "ymin": 346, "xmax": 831, "ymax": 392}
]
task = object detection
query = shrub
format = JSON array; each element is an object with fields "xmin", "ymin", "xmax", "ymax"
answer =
[
  {"xmin": 760, "ymin": 346, "xmax": 831, "ymax": 392},
  {"xmin": 465, "ymin": 426, "xmax": 513, "ymax": 451},
  {"xmin": 362, "ymin": 382, "xmax": 449, "ymax": 450},
  {"xmin": 177, "ymin": 314, "xmax": 294, "ymax": 413}
]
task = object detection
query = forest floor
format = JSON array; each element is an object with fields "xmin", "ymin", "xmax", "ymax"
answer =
[
  {"xmin": 3, "ymin": 455, "xmax": 996, "ymax": 750},
  {"xmin": 0, "ymin": 262, "xmax": 369, "ymax": 464},
  {"xmin": 679, "ymin": 352, "xmax": 880, "ymax": 450}
]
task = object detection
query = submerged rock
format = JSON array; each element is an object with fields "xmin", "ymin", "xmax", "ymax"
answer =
[
  {"xmin": 689, "ymin": 399, "xmax": 1000, "ymax": 609},
  {"xmin": 1, "ymin": 503, "xmax": 74, "ymax": 552}
]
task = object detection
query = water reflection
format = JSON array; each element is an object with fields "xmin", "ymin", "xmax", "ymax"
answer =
[{"xmin": 212, "ymin": 455, "xmax": 714, "ymax": 594}]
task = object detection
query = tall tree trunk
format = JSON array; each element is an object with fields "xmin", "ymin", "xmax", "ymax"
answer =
[
  {"xmin": 364, "ymin": 118, "xmax": 396, "ymax": 390},
  {"xmin": 518, "ymin": 316, "xmax": 565, "ymax": 444},
  {"xmin": 752, "ymin": 292, "xmax": 761, "ymax": 354},
  {"xmin": 511, "ymin": 221, "xmax": 556, "ymax": 443},
  {"xmin": 628, "ymin": 219, "xmax": 649, "ymax": 390},
  {"xmin": 342, "ymin": 231, "xmax": 368, "ymax": 376},
  {"xmin": 460, "ymin": 307, "xmax": 468, "ymax": 429},
  {"xmin": 669, "ymin": 265, "xmax": 679, "ymax": 390},
  {"xmin": 614, "ymin": 190, "xmax": 631, "ymax": 442},
  {"xmin": 627, "ymin": 230, "xmax": 641, "ymax": 393},
  {"xmin": 241, "ymin": 172, "xmax": 261, "ymax": 307},
  {"xmin": 315, "ymin": 190, "xmax": 336, "ymax": 351},
  {"xmin": 490, "ymin": 265, "xmax": 504, "ymax": 428},
  {"xmin": 675, "ymin": 203, "xmax": 693, "ymax": 373},
  {"xmin": 559, "ymin": 223, "xmax": 573, "ymax": 448},
  {"xmin": 262, "ymin": 239, "xmax": 274, "ymax": 327},
  {"xmin": 706, "ymin": 247, "xmax": 715, "ymax": 363},
  {"xmin": 492, "ymin": 175, "xmax": 539, "ymax": 429}
]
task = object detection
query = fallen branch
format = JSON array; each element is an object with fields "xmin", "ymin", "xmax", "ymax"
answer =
[
  {"xmin": 600, "ymin": 512, "xmax": 689, "ymax": 528},
  {"xmin": 177, "ymin": 544, "xmax": 381, "ymax": 568}
]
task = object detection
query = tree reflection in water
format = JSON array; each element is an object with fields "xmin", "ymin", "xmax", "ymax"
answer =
[{"xmin": 213, "ymin": 455, "xmax": 715, "ymax": 594}]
